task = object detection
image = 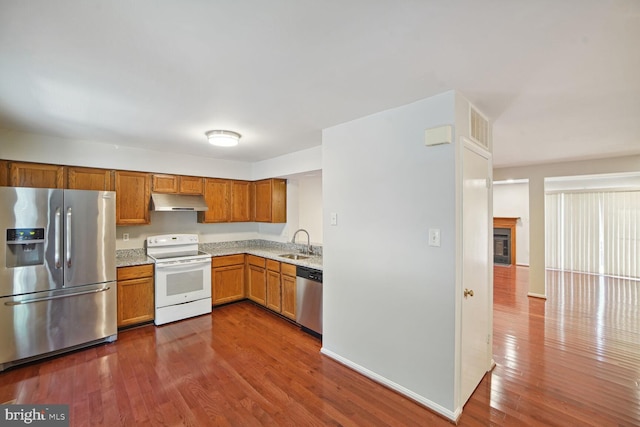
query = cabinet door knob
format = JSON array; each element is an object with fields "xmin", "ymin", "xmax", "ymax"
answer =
[{"xmin": 464, "ymin": 289, "xmax": 474, "ymax": 298}]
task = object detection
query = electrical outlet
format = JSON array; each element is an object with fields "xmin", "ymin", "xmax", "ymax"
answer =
[{"xmin": 123, "ymin": 233, "xmax": 129, "ymax": 242}]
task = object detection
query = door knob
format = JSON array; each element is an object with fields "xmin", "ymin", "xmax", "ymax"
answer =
[{"xmin": 464, "ymin": 289, "xmax": 474, "ymax": 298}]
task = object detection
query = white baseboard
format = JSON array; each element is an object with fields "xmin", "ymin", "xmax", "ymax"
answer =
[
  {"xmin": 320, "ymin": 347, "xmax": 459, "ymax": 422},
  {"xmin": 527, "ymin": 292, "xmax": 547, "ymax": 299}
]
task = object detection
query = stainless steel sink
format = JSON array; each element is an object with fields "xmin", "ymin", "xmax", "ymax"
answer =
[{"xmin": 279, "ymin": 253, "xmax": 309, "ymax": 260}]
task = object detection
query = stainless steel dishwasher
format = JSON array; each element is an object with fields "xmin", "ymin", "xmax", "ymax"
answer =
[{"xmin": 296, "ymin": 266, "xmax": 323, "ymax": 335}]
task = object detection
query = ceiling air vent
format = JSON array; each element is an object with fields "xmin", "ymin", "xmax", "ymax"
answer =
[{"xmin": 470, "ymin": 107, "xmax": 489, "ymax": 149}]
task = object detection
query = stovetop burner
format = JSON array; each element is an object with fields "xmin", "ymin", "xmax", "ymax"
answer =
[{"xmin": 146, "ymin": 234, "xmax": 210, "ymax": 263}]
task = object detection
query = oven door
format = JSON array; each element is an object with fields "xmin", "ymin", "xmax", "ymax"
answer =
[{"xmin": 155, "ymin": 257, "xmax": 211, "ymax": 308}]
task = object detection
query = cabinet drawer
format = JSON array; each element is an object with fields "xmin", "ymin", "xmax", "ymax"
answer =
[
  {"xmin": 281, "ymin": 263, "xmax": 297, "ymax": 277},
  {"xmin": 117, "ymin": 264, "xmax": 154, "ymax": 281},
  {"xmin": 266, "ymin": 259, "xmax": 280, "ymax": 272},
  {"xmin": 247, "ymin": 255, "xmax": 266, "ymax": 268},
  {"xmin": 212, "ymin": 254, "xmax": 244, "ymax": 268}
]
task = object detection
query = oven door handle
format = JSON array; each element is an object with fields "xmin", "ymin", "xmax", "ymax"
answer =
[{"xmin": 155, "ymin": 258, "xmax": 211, "ymax": 269}]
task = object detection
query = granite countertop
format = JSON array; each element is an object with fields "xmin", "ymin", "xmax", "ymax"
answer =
[
  {"xmin": 116, "ymin": 240, "xmax": 323, "ymax": 270},
  {"xmin": 115, "ymin": 248, "xmax": 154, "ymax": 267},
  {"xmin": 200, "ymin": 244, "xmax": 323, "ymax": 270}
]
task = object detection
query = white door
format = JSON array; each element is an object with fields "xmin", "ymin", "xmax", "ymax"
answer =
[{"xmin": 461, "ymin": 142, "xmax": 492, "ymax": 405}]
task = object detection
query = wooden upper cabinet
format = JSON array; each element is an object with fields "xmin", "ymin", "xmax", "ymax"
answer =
[
  {"xmin": 199, "ymin": 178, "xmax": 231, "ymax": 223},
  {"xmin": 199, "ymin": 178, "xmax": 250, "ymax": 223},
  {"xmin": 179, "ymin": 176, "xmax": 204, "ymax": 195},
  {"xmin": 1, "ymin": 160, "xmax": 286, "ymax": 225},
  {"xmin": 152, "ymin": 174, "xmax": 204, "ymax": 195},
  {"xmin": 115, "ymin": 170, "xmax": 151, "ymax": 225},
  {"xmin": 67, "ymin": 166, "xmax": 114, "ymax": 191},
  {"xmin": 0, "ymin": 160, "xmax": 8, "ymax": 186},
  {"xmin": 231, "ymin": 180, "xmax": 251, "ymax": 222},
  {"xmin": 152, "ymin": 174, "xmax": 179, "ymax": 193},
  {"xmin": 8, "ymin": 161, "xmax": 65, "ymax": 188},
  {"xmin": 254, "ymin": 178, "xmax": 287, "ymax": 223}
]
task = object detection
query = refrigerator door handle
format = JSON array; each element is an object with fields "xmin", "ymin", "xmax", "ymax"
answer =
[
  {"xmin": 4, "ymin": 286, "xmax": 111, "ymax": 306},
  {"xmin": 54, "ymin": 207, "xmax": 62, "ymax": 268},
  {"xmin": 66, "ymin": 207, "xmax": 72, "ymax": 268}
]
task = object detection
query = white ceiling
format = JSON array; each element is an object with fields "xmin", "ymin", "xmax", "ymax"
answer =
[{"xmin": 1, "ymin": 0, "xmax": 638, "ymax": 167}]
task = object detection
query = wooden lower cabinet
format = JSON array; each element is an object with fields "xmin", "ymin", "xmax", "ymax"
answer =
[
  {"xmin": 266, "ymin": 259, "xmax": 281, "ymax": 312},
  {"xmin": 212, "ymin": 254, "xmax": 245, "ymax": 305},
  {"xmin": 257, "ymin": 257, "xmax": 297, "ymax": 320},
  {"xmin": 117, "ymin": 264, "xmax": 154, "ymax": 328},
  {"xmin": 247, "ymin": 255, "xmax": 267, "ymax": 306},
  {"xmin": 281, "ymin": 263, "xmax": 297, "ymax": 320}
]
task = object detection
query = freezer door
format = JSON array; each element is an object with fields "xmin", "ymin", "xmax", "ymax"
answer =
[
  {"xmin": 0, "ymin": 187, "xmax": 63, "ymax": 296},
  {"xmin": 0, "ymin": 282, "xmax": 117, "ymax": 370},
  {"xmin": 63, "ymin": 190, "xmax": 116, "ymax": 287}
]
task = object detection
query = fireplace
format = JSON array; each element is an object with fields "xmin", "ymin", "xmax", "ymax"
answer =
[
  {"xmin": 493, "ymin": 217, "xmax": 518, "ymax": 265},
  {"xmin": 494, "ymin": 228, "xmax": 511, "ymax": 264}
]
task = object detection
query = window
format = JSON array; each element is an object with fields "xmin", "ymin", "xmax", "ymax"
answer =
[{"xmin": 546, "ymin": 191, "xmax": 639, "ymax": 279}]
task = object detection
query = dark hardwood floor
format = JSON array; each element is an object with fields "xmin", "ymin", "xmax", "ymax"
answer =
[{"xmin": 1, "ymin": 267, "xmax": 639, "ymax": 426}]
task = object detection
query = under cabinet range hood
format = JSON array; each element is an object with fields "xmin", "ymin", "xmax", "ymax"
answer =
[{"xmin": 151, "ymin": 193, "xmax": 209, "ymax": 212}]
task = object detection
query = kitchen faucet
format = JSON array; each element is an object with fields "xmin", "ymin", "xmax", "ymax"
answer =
[{"xmin": 291, "ymin": 228, "xmax": 311, "ymax": 254}]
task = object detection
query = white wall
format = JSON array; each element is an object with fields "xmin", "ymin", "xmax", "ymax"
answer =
[
  {"xmin": 297, "ymin": 174, "xmax": 323, "ymax": 244},
  {"xmin": 322, "ymin": 91, "xmax": 458, "ymax": 415},
  {"xmin": 252, "ymin": 145, "xmax": 322, "ymax": 180},
  {"xmin": 493, "ymin": 181, "xmax": 530, "ymax": 265},
  {"xmin": 117, "ymin": 212, "xmax": 260, "ymax": 249}
]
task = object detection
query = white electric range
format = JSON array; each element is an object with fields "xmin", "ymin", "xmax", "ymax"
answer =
[{"xmin": 146, "ymin": 234, "xmax": 212, "ymax": 325}]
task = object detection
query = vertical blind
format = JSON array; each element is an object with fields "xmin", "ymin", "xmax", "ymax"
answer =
[{"xmin": 546, "ymin": 191, "xmax": 639, "ymax": 279}]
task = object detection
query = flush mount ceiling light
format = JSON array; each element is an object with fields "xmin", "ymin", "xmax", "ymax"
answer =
[{"xmin": 205, "ymin": 130, "xmax": 241, "ymax": 147}]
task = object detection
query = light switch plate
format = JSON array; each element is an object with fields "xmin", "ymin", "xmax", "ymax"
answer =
[
  {"xmin": 330, "ymin": 212, "xmax": 338, "ymax": 226},
  {"xmin": 428, "ymin": 228, "xmax": 440, "ymax": 247}
]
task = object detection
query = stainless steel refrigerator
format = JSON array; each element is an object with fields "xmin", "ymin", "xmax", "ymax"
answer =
[{"xmin": 0, "ymin": 187, "xmax": 117, "ymax": 371}]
